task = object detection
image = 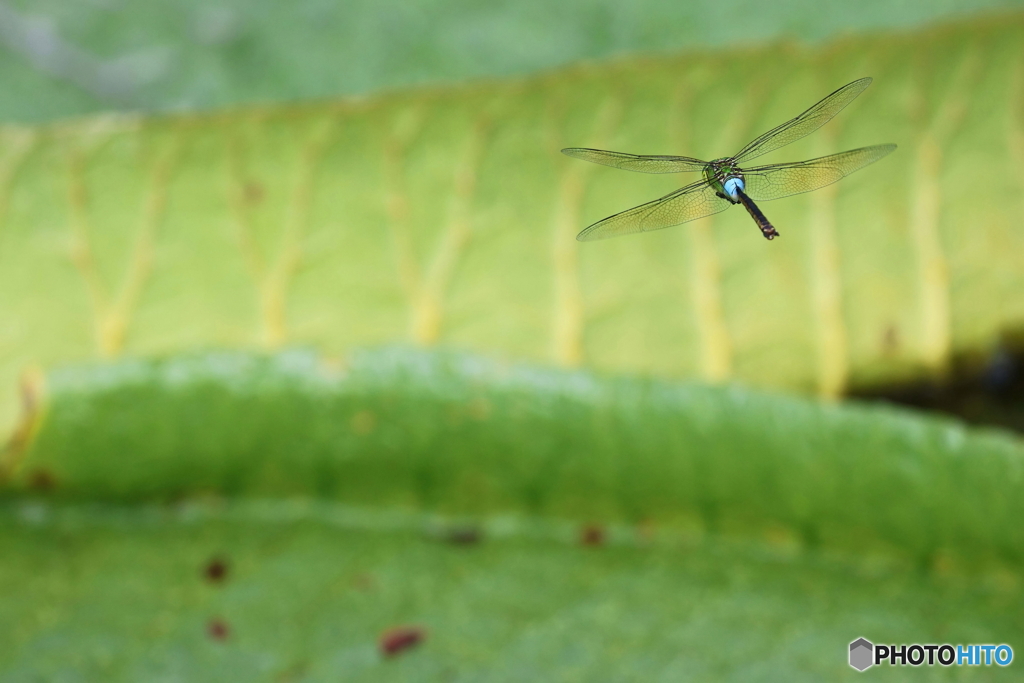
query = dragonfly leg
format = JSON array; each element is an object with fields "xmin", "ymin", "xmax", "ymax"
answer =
[
  {"xmin": 714, "ymin": 190, "xmax": 740, "ymax": 204},
  {"xmin": 735, "ymin": 190, "xmax": 779, "ymax": 240}
]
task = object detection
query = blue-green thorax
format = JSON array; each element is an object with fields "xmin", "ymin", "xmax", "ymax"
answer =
[{"xmin": 703, "ymin": 158, "xmax": 745, "ymax": 203}]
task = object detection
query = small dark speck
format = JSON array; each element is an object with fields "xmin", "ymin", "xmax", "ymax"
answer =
[
  {"xmin": 207, "ymin": 618, "xmax": 230, "ymax": 641},
  {"xmin": 27, "ymin": 468, "xmax": 56, "ymax": 492},
  {"xmin": 244, "ymin": 181, "xmax": 265, "ymax": 205},
  {"xmin": 380, "ymin": 625, "xmax": 426, "ymax": 657},
  {"xmin": 204, "ymin": 556, "xmax": 229, "ymax": 584},
  {"xmin": 441, "ymin": 525, "xmax": 482, "ymax": 546},
  {"xmin": 580, "ymin": 524, "xmax": 606, "ymax": 547}
]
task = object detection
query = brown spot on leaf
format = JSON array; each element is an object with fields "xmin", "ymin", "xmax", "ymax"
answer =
[
  {"xmin": 350, "ymin": 410, "xmax": 376, "ymax": 436},
  {"xmin": 204, "ymin": 556, "xmax": 229, "ymax": 584},
  {"xmin": 27, "ymin": 468, "xmax": 57, "ymax": 492},
  {"xmin": 442, "ymin": 525, "xmax": 482, "ymax": 546},
  {"xmin": 243, "ymin": 181, "xmax": 265, "ymax": 205},
  {"xmin": 207, "ymin": 618, "xmax": 230, "ymax": 641},
  {"xmin": 380, "ymin": 625, "xmax": 426, "ymax": 657},
  {"xmin": 580, "ymin": 524, "xmax": 606, "ymax": 547}
]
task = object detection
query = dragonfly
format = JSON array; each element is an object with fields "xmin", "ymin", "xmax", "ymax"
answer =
[{"xmin": 562, "ymin": 77, "xmax": 896, "ymax": 241}]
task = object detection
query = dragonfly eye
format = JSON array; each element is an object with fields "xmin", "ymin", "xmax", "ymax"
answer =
[{"xmin": 723, "ymin": 177, "xmax": 744, "ymax": 199}]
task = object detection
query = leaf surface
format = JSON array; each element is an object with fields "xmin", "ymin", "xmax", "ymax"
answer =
[
  {"xmin": 4, "ymin": 348, "xmax": 1024, "ymax": 679},
  {"xmin": 2, "ymin": 15, "xmax": 1024, "ymax": 430}
]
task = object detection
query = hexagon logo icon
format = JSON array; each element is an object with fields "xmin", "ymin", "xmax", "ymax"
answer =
[{"xmin": 849, "ymin": 638, "xmax": 874, "ymax": 671}]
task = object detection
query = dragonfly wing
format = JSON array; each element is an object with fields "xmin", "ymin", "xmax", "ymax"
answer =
[
  {"xmin": 732, "ymin": 78, "xmax": 873, "ymax": 164},
  {"xmin": 742, "ymin": 144, "xmax": 896, "ymax": 202},
  {"xmin": 562, "ymin": 147, "xmax": 707, "ymax": 173},
  {"xmin": 576, "ymin": 180, "xmax": 732, "ymax": 241}
]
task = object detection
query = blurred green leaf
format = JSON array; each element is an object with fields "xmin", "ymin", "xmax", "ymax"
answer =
[
  {"xmin": 4, "ymin": 347, "xmax": 1024, "ymax": 679},
  {"xmin": 13, "ymin": 348, "xmax": 1024, "ymax": 569},
  {"xmin": 2, "ymin": 14, "xmax": 1024, "ymax": 430},
  {"xmin": 2, "ymin": 501, "xmax": 1022, "ymax": 681},
  {"xmin": 1, "ymin": 0, "xmax": 1023, "ymax": 122}
]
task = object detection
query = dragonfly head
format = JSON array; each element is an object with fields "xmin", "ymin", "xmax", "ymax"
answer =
[{"xmin": 705, "ymin": 159, "xmax": 745, "ymax": 202}]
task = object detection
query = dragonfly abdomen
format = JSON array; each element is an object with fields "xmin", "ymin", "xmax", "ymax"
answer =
[{"xmin": 735, "ymin": 190, "xmax": 780, "ymax": 241}]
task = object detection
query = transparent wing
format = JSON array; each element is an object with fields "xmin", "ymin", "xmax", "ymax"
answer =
[
  {"xmin": 562, "ymin": 147, "xmax": 707, "ymax": 174},
  {"xmin": 732, "ymin": 78, "xmax": 873, "ymax": 165},
  {"xmin": 576, "ymin": 180, "xmax": 732, "ymax": 241},
  {"xmin": 742, "ymin": 144, "xmax": 896, "ymax": 201}
]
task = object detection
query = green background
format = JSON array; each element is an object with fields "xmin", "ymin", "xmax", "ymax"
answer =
[{"xmin": 0, "ymin": 0, "xmax": 1022, "ymax": 121}]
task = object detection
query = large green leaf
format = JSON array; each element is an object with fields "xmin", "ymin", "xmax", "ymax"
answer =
[
  {"xmin": 2, "ymin": 14, "xmax": 1024, "ymax": 432},
  {"xmin": 3, "ymin": 347, "xmax": 1024, "ymax": 679},
  {"xmin": 4, "ymin": 6, "xmax": 1024, "ymax": 681},
  {"xmin": 3, "ymin": 502, "xmax": 1022, "ymax": 681},
  {"xmin": 10, "ymin": 347, "xmax": 1024, "ymax": 567}
]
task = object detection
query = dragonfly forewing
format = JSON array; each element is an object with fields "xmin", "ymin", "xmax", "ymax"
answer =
[
  {"xmin": 561, "ymin": 148, "xmax": 707, "ymax": 174},
  {"xmin": 576, "ymin": 180, "xmax": 732, "ymax": 241},
  {"xmin": 742, "ymin": 144, "xmax": 896, "ymax": 202},
  {"xmin": 731, "ymin": 77, "xmax": 873, "ymax": 165}
]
